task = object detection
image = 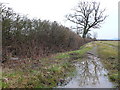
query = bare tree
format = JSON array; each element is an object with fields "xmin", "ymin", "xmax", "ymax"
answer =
[{"xmin": 66, "ymin": 1, "xmax": 107, "ymax": 38}]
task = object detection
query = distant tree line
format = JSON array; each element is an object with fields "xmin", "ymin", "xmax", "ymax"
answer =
[{"xmin": 1, "ymin": 4, "xmax": 92, "ymax": 61}]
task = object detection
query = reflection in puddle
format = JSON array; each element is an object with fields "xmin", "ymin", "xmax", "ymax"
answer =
[{"xmin": 58, "ymin": 53, "xmax": 115, "ymax": 88}]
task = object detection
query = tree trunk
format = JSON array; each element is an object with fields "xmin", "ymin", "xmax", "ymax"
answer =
[
  {"xmin": 82, "ymin": 28, "xmax": 89, "ymax": 38},
  {"xmin": 82, "ymin": 28, "xmax": 87, "ymax": 38},
  {"xmin": 82, "ymin": 34, "xmax": 86, "ymax": 38}
]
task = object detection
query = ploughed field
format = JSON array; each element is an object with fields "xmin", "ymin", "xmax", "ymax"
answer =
[{"xmin": 1, "ymin": 41, "xmax": 119, "ymax": 88}]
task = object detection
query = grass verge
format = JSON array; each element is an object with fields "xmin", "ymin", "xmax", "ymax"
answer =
[
  {"xmin": 96, "ymin": 41, "xmax": 119, "ymax": 86},
  {"xmin": 2, "ymin": 42, "xmax": 93, "ymax": 88}
]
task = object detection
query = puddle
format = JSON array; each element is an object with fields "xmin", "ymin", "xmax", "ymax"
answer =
[{"xmin": 58, "ymin": 51, "xmax": 115, "ymax": 88}]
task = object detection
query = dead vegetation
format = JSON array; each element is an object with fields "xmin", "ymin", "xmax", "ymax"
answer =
[{"xmin": 1, "ymin": 43, "xmax": 93, "ymax": 88}]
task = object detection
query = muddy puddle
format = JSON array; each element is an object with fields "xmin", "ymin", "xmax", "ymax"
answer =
[{"xmin": 58, "ymin": 49, "xmax": 115, "ymax": 88}]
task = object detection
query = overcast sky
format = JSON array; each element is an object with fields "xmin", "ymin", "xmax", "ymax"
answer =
[{"xmin": 1, "ymin": 0, "xmax": 119, "ymax": 39}]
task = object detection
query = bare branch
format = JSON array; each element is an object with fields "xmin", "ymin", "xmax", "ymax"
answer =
[{"xmin": 66, "ymin": 1, "xmax": 107, "ymax": 38}]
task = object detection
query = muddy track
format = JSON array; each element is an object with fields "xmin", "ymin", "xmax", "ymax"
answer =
[{"xmin": 58, "ymin": 46, "xmax": 115, "ymax": 88}]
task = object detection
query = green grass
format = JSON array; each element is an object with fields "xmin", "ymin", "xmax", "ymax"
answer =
[
  {"xmin": 54, "ymin": 53, "xmax": 69, "ymax": 59},
  {"xmin": 3, "ymin": 41, "xmax": 119, "ymax": 88},
  {"xmin": 109, "ymin": 73, "xmax": 118, "ymax": 82},
  {"xmin": 69, "ymin": 47, "xmax": 92, "ymax": 55},
  {"xmin": 0, "ymin": 81, "xmax": 9, "ymax": 88},
  {"xmin": 95, "ymin": 41, "xmax": 119, "ymax": 85},
  {"xmin": 54, "ymin": 43, "xmax": 93, "ymax": 60},
  {"xmin": 101, "ymin": 41, "xmax": 118, "ymax": 47},
  {"xmin": 2, "ymin": 42, "xmax": 93, "ymax": 88}
]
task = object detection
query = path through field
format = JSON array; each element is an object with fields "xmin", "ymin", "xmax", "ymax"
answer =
[
  {"xmin": 2, "ymin": 41, "xmax": 118, "ymax": 88},
  {"xmin": 58, "ymin": 45, "xmax": 115, "ymax": 88}
]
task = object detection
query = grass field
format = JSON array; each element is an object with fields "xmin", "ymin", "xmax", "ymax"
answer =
[
  {"xmin": 1, "ymin": 43, "xmax": 93, "ymax": 88},
  {"xmin": 95, "ymin": 41, "xmax": 119, "ymax": 85},
  {"xmin": 1, "ymin": 41, "xmax": 119, "ymax": 88}
]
